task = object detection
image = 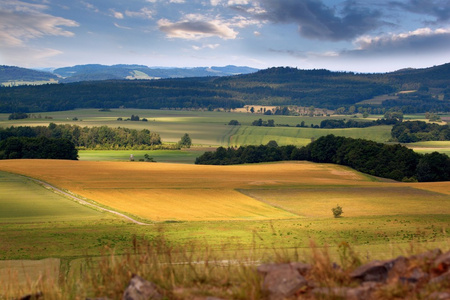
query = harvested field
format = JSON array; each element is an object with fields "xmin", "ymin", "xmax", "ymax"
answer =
[{"xmin": 1, "ymin": 160, "xmax": 449, "ymax": 222}]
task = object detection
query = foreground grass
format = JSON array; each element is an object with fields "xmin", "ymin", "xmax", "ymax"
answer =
[{"xmin": 1, "ymin": 229, "xmax": 449, "ymax": 299}]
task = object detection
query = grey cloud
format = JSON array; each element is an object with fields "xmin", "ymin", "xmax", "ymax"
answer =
[
  {"xmin": 250, "ymin": 0, "xmax": 383, "ymax": 41},
  {"xmin": 348, "ymin": 28, "xmax": 450, "ymax": 57},
  {"xmin": 389, "ymin": 0, "xmax": 450, "ymax": 23}
]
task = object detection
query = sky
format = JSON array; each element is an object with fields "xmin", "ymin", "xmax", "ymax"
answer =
[{"xmin": 0, "ymin": 0, "xmax": 449, "ymax": 73}]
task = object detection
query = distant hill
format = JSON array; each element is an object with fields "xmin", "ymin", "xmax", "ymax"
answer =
[
  {"xmin": 0, "ymin": 63, "xmax": 448, "ymax": 113},
  {"xmin": 53, "ymin": 64, "xmax": 259, "ymax": 83},
  {"xmin": 0, "ymin": 65, "xmax": 58, "ymax": 86}
]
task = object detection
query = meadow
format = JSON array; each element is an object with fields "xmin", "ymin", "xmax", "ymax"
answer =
[
  {"xmin": 0, "ymin": 109, "xmax": 392, "ymax": 147},
  {"xmin": 0, "ymin": 160, "xmax": 449, "ymax": 298},
  {"xmin": 1, "ymin": 109, "xmax": 448, "ymax": 157},
  {"xmin": 0, "ymin": 109, "xmax": 449, "ymax": 298}
]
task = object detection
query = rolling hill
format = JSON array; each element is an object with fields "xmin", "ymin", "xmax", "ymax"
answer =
[{"xmin": 0, "ymin": 63, "xmax": 448, "ymax": 113}]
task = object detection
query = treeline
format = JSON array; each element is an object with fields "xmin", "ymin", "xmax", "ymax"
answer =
[
  {"xmin": 0, "ymin": 136, "xmax": 77, "ymax": 160},
  {"xmin": 1, "ymin": 63, "xmax": 448, "ymax": 113},
  {"xmin": 195, "ymin": 142, "xmax": 298, "ymax": 165},
  {"xmin": 320, "ymin": 118, "xmax": 399, "ymax": 129},
  {"xmin": 0, "ymin": 79, "xmax": 241, "ymax": 113},
  {"xmin": 391, "ymin": 121, "xmax": 450, "ymax": 142},
  {"xmin": 0, "ymin": 124, "xmax": 162, "ymax": 150},
  {"xmin": 195, "ymin": 135, "xmax": 450, "ymax": 182}
]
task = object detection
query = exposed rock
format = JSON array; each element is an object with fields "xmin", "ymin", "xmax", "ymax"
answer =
[
  {"xmin": 19, "ymin": 293, "xmax": 43, "ymax": 300},
  {"xmin": 257, "ymin": 263, "xmax": 308, "ymax": 300},
  {"xmin": 350, "ymin": 257, "xmax": 401, "ymax": 282},
  {"xmin": 430, "ymin": 270, "xmax": 450, "ymax": 285},
  {"xmin": 122, "ymin": 274, "xmax": 163, "ymax": 300},
  {"xmin": 427, "ymin": 292, "xmax": 450, "ymax": 300},
  {"xmin": 313, "ymin": 282, "xmax": 377, "ymax": 300},
  {"xmin": 434, "ymin": 251, "xmax": 450, "ymax": 273}
]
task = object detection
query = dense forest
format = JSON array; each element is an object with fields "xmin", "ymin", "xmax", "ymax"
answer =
[
  {"xmin": 0, "ymin": 136, "xmax": 78, "ymax": 160},
  {"xmin": 391, "ymin": 121, "xmax": 450, "ymax": 142},
  {"xmin": 0, "ymin": 124, "xmax": 162, "ymax": 150},
  {"xmin": 0, "ymin": 63, "xmax": 448, "ymax": 113},
  {"xmin": 195, "ymin": 135, "xmax": 450, "ymax": 182}
]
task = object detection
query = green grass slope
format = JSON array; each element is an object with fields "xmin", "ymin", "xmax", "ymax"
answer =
[{"xmin": 0, "ymin": 171, "xmax": 108, "ymax": 223}]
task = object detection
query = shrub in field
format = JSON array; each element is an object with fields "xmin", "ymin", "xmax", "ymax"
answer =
[{"xmin": 332, "ymin": 204, "xmax": 343, "ymax": 218}]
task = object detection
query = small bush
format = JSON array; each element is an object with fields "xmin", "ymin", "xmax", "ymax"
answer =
[{"xmin": 331, "ymin": 204, "xmax": 343, "ymax": 218}]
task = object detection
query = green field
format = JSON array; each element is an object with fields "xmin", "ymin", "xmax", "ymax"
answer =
[
  {"xmin": 0, "ymin": 171, "xmax": 110, "ymax": 223},
  {"xmin": 78, "ymin": 149, "xmax": 204, "ymax": 163},
  {"xmin": 0, "ymin": 109, "xmax": 394, "ymax": 147}
]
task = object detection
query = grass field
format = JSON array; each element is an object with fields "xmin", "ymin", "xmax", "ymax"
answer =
[
  {"xmin": 78, "ymin": 149, "xmax": 204, "ymax": 163},
  {"xmin": 0, "ymin": 160, "xmax": 448, "ymax": 257},
  {"xmin": 0, "ymin": 171, "xmax": 110, "ymax": 223},
  {"xmin": 0, "ymin": 159, "xmax": 449, "ymax": 298},
  {"xmin": 0, "ymin": 109, "xmax": 394, "ymax": 147}
]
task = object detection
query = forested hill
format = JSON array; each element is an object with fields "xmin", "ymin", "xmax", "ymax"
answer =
[
  {"xmin": 0, "ymin": 63, "xmax": 448, "ymax": 113},
  {"xmin": 0, "ymin": 66, "xmax": 58, "ymax": 84}
]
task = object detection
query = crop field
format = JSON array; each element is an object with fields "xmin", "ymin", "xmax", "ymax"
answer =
[
  {"xmin": 0, "ymin": 160, "xmax": 448, "ymax": 247},
  {"xmin": 0, "ymin": 109, "xmax": 393, "ymax": 147},
  {"xmin": 408, "ymin": 141, "xmax": 450, "ymax": 156},
  {"xmin": 78, "ymin": 149, "xmax": 204, "ymax": 163},
  {"xmin": 229, "ymin": 125, "xmax": 392, "ymax": 146},
  {"xmin": 0, "ymin": 158, "xmax": 449, "ymax": 297},
  {"xmin": 0, "ymin": 171, "xmax": 109, "ymax": 223}
]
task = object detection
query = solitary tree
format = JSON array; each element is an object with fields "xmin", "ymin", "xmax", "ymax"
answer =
[
  {"xmin": 178, "ymin": 133, "xmax": 192, "ymax": 148},
  {"xmin": 332, "ymin": 204, "xmax": 343, "ymax": 218}
]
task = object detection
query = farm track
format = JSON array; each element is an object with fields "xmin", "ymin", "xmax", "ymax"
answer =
[{"xmin": 27, "ymin": 176, "xmax": 151, "ymax": 226}]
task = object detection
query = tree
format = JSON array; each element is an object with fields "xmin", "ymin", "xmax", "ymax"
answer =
[
  {"xmin": 332, "ymin": 204, "xmax": 343, "ymax": 218},
  {"xmin": 178, "ymin": 133, "xmax": 192, "ymax": 148}
]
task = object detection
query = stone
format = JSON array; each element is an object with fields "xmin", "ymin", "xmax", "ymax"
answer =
[
  {"xmin": 313, "ymin": 283, "xmax": 377, "ymax": 300},
  {"xmin": 19, "ymin": 293, "xmax": 43, "ymax": 300},
  {"xmin": 350, "ymin": 257, "xmax": 403, "ymax": 282},
  {"xmin": 429, "ymin": 270, "xmax": 450, "ymax": 285},
  {"xmin": 258, "ymin": 263, "xmax": 308, "ymax": 300},
  {"xmin": 434, "ymin": 251, "xmax": 450, "ymax": 273},
  {"xmin": 427, "ymin": 292, "xmax": 450, "ymax": 300},
  {"xmin": 122, "ymin": 274, "xmax": 163, "ymax": 300}
]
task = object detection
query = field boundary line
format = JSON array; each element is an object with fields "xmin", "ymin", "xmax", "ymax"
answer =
[{"xmin": 26, "ymin": 176, "xmax": 152, "ymax": 226}]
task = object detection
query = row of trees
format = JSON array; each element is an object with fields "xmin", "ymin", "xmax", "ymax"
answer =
[
  {"xmin": 0, "ymin": 124, "xmax": 162, "ymax": 150},
  {"xmin": 320, "ymin": 118, "xmax": 399, "ymax": 129},
  {"xmin": 251, "ymin": 119, "xmax": 275, "ymax": 127},
  {"xmin": 0, "ymin": 136, "xmax": 78, "ymax": 160},
  {"xmin": 195, "ymin": 135, "xmax": 450, "ymax": 182},
  {"xmin": 391, "ymin": 121, "xmax": 450, "ymax": 142}
]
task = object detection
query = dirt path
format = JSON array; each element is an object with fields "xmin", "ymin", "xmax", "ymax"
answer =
[{"xmin": 29, "ymin": 177, "xmax": 151, "ymax": 225}]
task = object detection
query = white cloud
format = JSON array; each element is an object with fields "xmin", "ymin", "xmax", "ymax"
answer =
[
  {"xmin": 0, "ymin": 0, "xmax": 78, "ymax": 67},
  {"xmin": 228, "ymin": 0, "xmax": 249, "ymax": 4},
  {"xmin": 114, "ymin": 22, "xmax": 131, "ymax": 30},
  {"xmin": 170, "ymin": 0, "xmax": 186, "ymax": 3},
  {"xmin": 355, "ymin": 27, "xmax": 450, "ymax": 51},
  {"xmin": 210, "ymin": 0, "xmax": 222, "ymax": 6},
  {"xmin": 125, "ymin": 8, "xmax": 154, "ymax": 19},
  {"xmin": 158, "ymin": 14, "xmax": 238, "ymax": 40},
  {"xmin": 0, "ymin": 1, "xmax": 79, "ymax": 47},
  {"xmin": 110, "ymin": 9, "xmax": 124, "ymax": 19},
  {"xmin": 192, "ymin": 43, "xmax": 220, "ymax": 50},
  {"xmin": 81, "ymin": 1, "xmax": 99, "ymax": 13}
]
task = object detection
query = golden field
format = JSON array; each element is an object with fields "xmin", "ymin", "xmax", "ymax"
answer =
[{"xmin": 0, "ymin": 160, "xmax": 449, "ymax": 222}]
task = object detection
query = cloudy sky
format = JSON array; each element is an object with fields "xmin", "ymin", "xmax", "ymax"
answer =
[{"xmin": 0, "ymin": 0, "xmax": 449, "ymax": 72}]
